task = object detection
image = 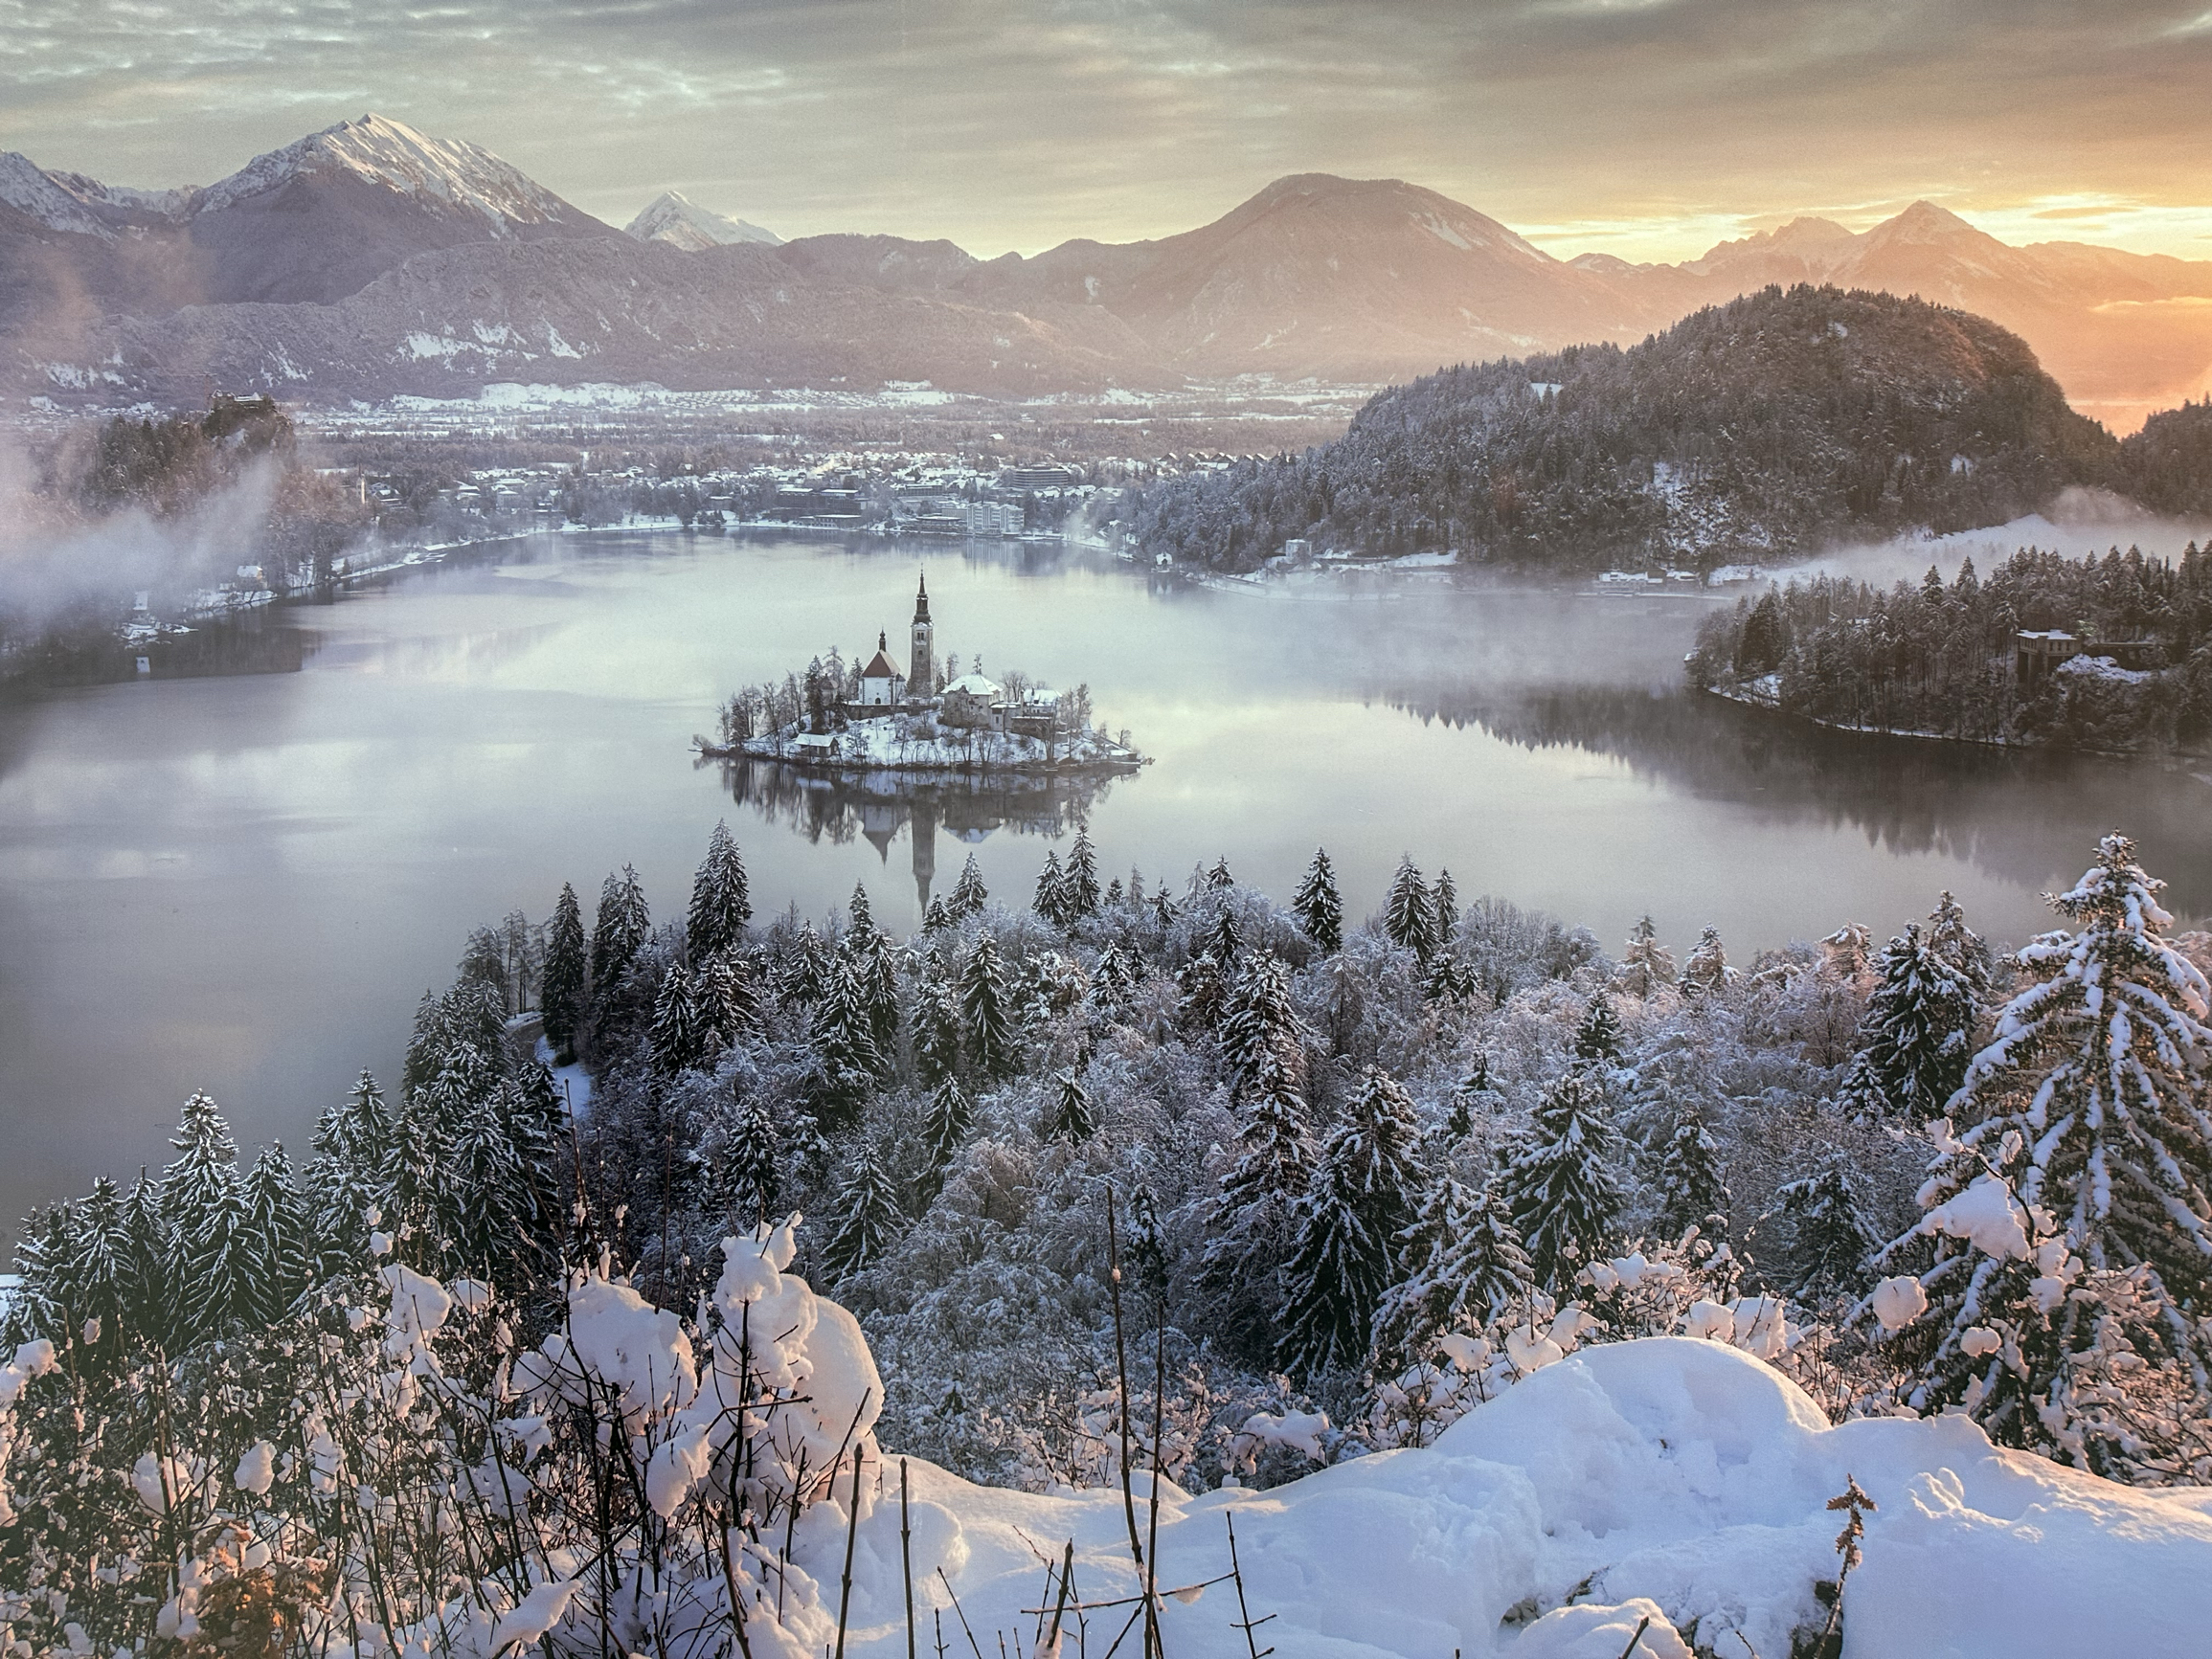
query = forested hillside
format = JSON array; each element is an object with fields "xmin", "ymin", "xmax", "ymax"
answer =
[
  {"xmin": 1129, "ymin": 285, "xmax": 2119, "ymax": 572},
  {"xmin": 1688, "ymin": 544, "xmax": 2212, "ymax": 751},
  {"xmin": 2118, "ymin": 397, "xmax": 2212, "ymax": 516}
]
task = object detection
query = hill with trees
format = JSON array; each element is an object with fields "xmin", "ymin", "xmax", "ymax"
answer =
[
  {"xmin": 1128, "ymin": 285, "xmax": 2121, "ymax": 573},
  {"xmin": 1688, "ymin": 543, "xmax": 2212, "ymax": 752}
]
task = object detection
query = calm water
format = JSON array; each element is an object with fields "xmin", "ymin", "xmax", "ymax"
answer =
[{"xmin": 1, "ymin": 530, "xmax": 2206, "ymax": 1228}]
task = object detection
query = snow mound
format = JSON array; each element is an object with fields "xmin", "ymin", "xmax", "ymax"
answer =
[{"xmin": 859, "ymin": 1338, "xmax": 2210, "ymax": 1659}]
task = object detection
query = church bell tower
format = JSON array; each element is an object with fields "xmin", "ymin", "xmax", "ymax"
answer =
[{"xmin": 910, "ymin": 572, "xmax": 935, "ymax": 700}]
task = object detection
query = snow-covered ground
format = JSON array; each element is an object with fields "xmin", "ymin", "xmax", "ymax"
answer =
[
  {"xmin": 729, "ymin": 714, "xmax": 1142, "ymax": 773},
  {"xmin": 858, "ymin": 1338, "xmax": 2209, "ymax": 1659}
]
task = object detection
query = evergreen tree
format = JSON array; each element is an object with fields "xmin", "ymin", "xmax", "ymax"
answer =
[
  {"xmin": 1373, "ymin": 1177, "xmax": 1534, "ymax": 1364},
  {"xmin": 651, "ymin": 962, "xmax": 712, "ymax": 1074},
  {"xmin": 1174, "ymin": 949, "xmax": 1229, "ymax": 1032},
  {"xmin": 950, "ymin": 854, "xmax": 989, "ymax": 918},
  {"xmin": 1654, "ymin": 1106, "xmax": 1730, "ymax": 1240},
  {"xmin": 922, "ymin": 1076, "xmax": 973, "ymax": 1174},
  {"xmin": 1275, "ymin": 1066, "xmax": 1425, "ymax": 1376},
  {"xmin": 1385, "ymin": 855, "xmax": 1438, "ymax": 960},
  {"xmin": 307, "ymin": 1070, "xmax": 394, "ymax": 1274},
  {"xmin": 1032, "ymin": 848, "xmax": 1068, "ymax": 926},
  {"xmin": 239, "ymin": 1144, "xmax": 309, "ymax": 1326},
  {"xmin": 590, "ymin": 863, "xmax": 651, "ymax": 989},
  {"xmin": 698, "ymin": 949, "xmax": 764, "ymax": 1049},
  {"xmin": 811, "ymin": 957, "xmax": 884, "ymax": 1128},
  {"xmin": 773, "ymin": 918, "xmax": 830, "ymax": 1007},
  {"xmin": 1088, "ymin": 942, "xmax": 1140, "ymax": 1025},
  {"xmin": 120, "ymin": 1172, "xmax": 169, "ymax": 1346},
  {"xmin": 1206, "ymin": 856, "xmax": 1235, "ymax": 890},
  {"xmin": 822, "ymin": 1141, "xmax": 904, "ymax": 1280},
  {"xmin": 923, "ymin": 896, "xmax": 953, "ymax": 932},
  {"xmin": 1876, "ymin": 836, "xmax": 2212, "ymax": 1462},
  {"xmin": 1065, "ymin": 829, "xmax": 1101, "ymax": 920},
  {"xmin": 1445, "ymin": 1053, "xmax": 1498, "ymax": 1141},
  {"xmin": 1927, "ymin": 888, "xmax": 1995, "ymax": 997},
  {"xmin": 1682, "ymin": 926, "xmax": 1732, "ymax": 998},
  {"xmin": 725, "ymin": 1094, "xmax": 779, "ymax": 1229},
  {"xmin": 1206, "ymin": 903, "xmax": 1243, "ymax": 965},
  {"xmin": 1572, "ymin": 994, "xmax": 1623, "ymax": 1065},
  {"xmin": 1219, "ymin": 953, "xmax": 1305, "ymax": 1101},
  {"xmin": 1618, "ymin": 915, "xmax": 1677, "ymax": 998},
  {"xmin": 1041, "ymin": 1069, "xmax": 1096, "ymax": 1144},
  {"xmin": 1292, "ymin": 847, "xmax": 1343, "ymax": 953},
  {"xmin": 959, "ymin": 933, "xmax": 1015, "ymax": 1079},
  {"xmin": 1497, "ymin": 1067, "xmax": 1626, "ymax": 1289},
  {"xmin": 541, "ymin": 882, "xmax": 589, "ymax": 1060},
  {"xmin": 1772, "ymin": 1160, "xmax": 1878, "ymax": 1305},
  {"xmin": 1433, "ymin": 867, "xmax": 1458, "ymax": 942},
  {"xmin": 1834, "ymin": 923, "xmax": 1979, "ymax": 1124},
  {"xmin": 914, "ymin": 976, "xmax": 964, "ymax": 1087},
  {"xmin": 161, "ymin": 1091, "xmax": 251, "ymax": 1344},
  {"xmin": 688, "ymin": 821, "xmax": 754, "ymax": 959},
  {"xmin": 1123, "ymin": 1185, "xmax": 1169, "ymax": 1299},
  {"xmin": 445, "ymin": 1089, "xmax": 530, "ymax": 1285}
]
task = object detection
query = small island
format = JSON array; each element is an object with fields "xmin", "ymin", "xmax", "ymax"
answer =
[{"xmin": 698, "ymin": 572, "xmax": 1148, "ymax": 775}]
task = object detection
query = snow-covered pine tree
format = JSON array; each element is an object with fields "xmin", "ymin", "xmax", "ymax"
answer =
[
  {"xmin": 912, "ymin": 975, "xmax": 963, "ymax": 1087},
  {"xmin": 1618, "ymin": 914, "xmax": 1677, "ymax": 998},
  {"xmin": 1385, "ymin": 856, "xmax": 1438, "ymax": 961},
  {"xmin": 724, "ymin": 1093, "xmax": 779, "ymax": 1229},
  {"xmin": 1206, "ymin": 903, "xmax": 1244, "ymax": 965},
  {"xmin": 1066, "ymin": 829, "xmax": 1101, "ymax": 919},
  {"xmin": 1572, "ymin": 994, "xmax": 1624, "ymax": 1064},
  {"xmin": 1207, "ymin": 856, "xmax": 1235, "ymax": 890},
  {"xmin": 1041, "ymin": 1069, "xmax": 1096, "ymax": 1143},
  {"xmin": 1275, "ymin": 1067, "xmax": 1424, "ymax": 1377},
  {"xmin": 305, "ymin": 1070, "xmax": 394, "ymax": 1274},
  {"xmin": 1653, "ymin": 1105, "xmax": 1730, "ymax": 1240},
  {"xmin": 1433, "ymin": 867, "xmax": 1458, "ymax": 942},
  {"xmin": 1833, "ymin": 922, "xmax": 1980, "ymax": 1124},
  {"xmin": 1445, "ymin": 1053, "xmax": 1498, "ymax": 1141},
  {"xmin": 1292, "ymin": 847, "xmax": 1343, "ymax": 953},
  {"xmin": 1927, "ymin": 888, "xmax": 1995, "ymax": 997},
  {"xmin": 923, "ymin": 895, "xmax": 953, "ymax": 932},
  {"xmin": 773, "ymin": 918, "xmax": 830, "ymax": 1007},
  {"xmin": 845, "ymin": 915, "xmax": 902, "ymax": 1052},
  {"xmin": 541, "ymin": 882, "xmax": 588, "ymax": 1060},
  {"xmin": 239, "ymin": 1143, "xmax": 309, "ymax": 1326},
  {"xmin": 68, "ymin": 1176, "xmax": 135, "ymax": 1360},
  {"xmin": 1123, "ymin": 1184, "xmax": 1169, "ymax": 1299},
  {"xmin": 1174, "ymin": 949, "xmax": 1229, "ymax": 1032},
  {"xmin": 959, "ymin": 932, "xmax": 1015, "ymax": 1079},
  {"xmin": 1874, "ymin": 835, "xmax": 2212, "ymax": 1463},
  {"xmin": 1771, "ymin": 1159, "xmax": 1878, "ymax": 1305},
  {"xmin": 651, "ymin": 962, "xmax": 712, "ymax": 1074},
  {"xmin": 120, "ymin": 1171, "xmax": 169, "ymax": 1344},
  {"xmin": 1104, "ymin": 877, "xmax": 1125, "ymax": 909},
  {"xmin": 160, "ymin": 1091, "xmax": 251, "ymax": 1345},
  {"xmin": 1372, "ymin": 1177, "xmax": 1534, "ymax": 1365},
  {"xmin": 1088, "ymin": 941, "xmax": 1140, "ymax": 1025},
  {"xmin": 1498, "ymin": 1066, "xmax": 1626, "ymax": 1289},
  {"xmin": 6, "ymin": 1205, "xmax": 75, "ymax": 1348},
  {"xmin": 590, "ymin": 863, "xmax": 651, "ymax": 989},
  {"xmin": 950, "ymin": 854, "xmax": 989, "ymax": 918},
  {"xmin": 1682, "ymin": 926, "xmax": 1732, "ymax": 998},
  {"xmin": 1220, "ymin": 953, "xmax": 1305, "ymax": 1100},
  {"xmin": 1151, "ymin": 886, "xmax": 1179, "ymax": 928},
  {"xmin": 1032, "ymin": 848, "xmax": 1069, "ymax": 927},
  {"xmin": 810, "ymin": 956, "xmax": 884, "ymax": 1128},
  {"xmin": 922, "ymin": 1076, "xmax": 973, "ymax": 1174},
  {"xmin": 1208, "ymin": 1042, "xmax": 1314, "ymax": 1246},
  {"xmin": 821, "ymin": 1140, "xmax": 904, "ymax": 1281},
  {"xmin": 698, "ymin": 949, "xmax": 764, "ymax": 1048},
  {"xmin": 688, "ymin": 820, "xmax": 754, "ymax": 959}
]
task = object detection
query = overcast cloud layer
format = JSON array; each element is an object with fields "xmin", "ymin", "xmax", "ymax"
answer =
[{"xmin": 2, "ymin": 0, "xmax": 2207, "ymax": 261}]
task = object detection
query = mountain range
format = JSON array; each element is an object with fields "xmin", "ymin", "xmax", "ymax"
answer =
[{"xmin": 3, "ymin": 115, "xmax": 2208, "ymax": 428}]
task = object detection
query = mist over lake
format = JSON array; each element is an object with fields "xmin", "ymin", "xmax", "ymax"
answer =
[{"xmin": 0, "ymin": 528, "xmax": 2205, "ymax": 1230}]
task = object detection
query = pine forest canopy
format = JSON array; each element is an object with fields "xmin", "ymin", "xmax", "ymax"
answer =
[{"xmin": 1129, "ymin": 284, "xmax": 2146, "ymax": 575}]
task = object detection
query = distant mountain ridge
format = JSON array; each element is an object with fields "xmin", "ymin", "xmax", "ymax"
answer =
[{"xmin": 4, "ymin": 117, "xmax": 2210, "ymax": 421}]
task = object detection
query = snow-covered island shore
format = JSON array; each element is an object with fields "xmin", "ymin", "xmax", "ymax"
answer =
[{"xmin": 701, "ymin": 709, "xmax": 1147, "ymax": 775}]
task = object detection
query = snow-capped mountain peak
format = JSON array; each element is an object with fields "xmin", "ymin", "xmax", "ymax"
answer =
[
  {"xmin": 192, "ymin": 113, "xmax": 582, "ymax": 230},
  {"xmin": 624, "ymin": 190, "xmax": 782, "ymax": 251},
  {"xmin": 0, "ymin": 150, "xmax": 113, "ymax": 237}
]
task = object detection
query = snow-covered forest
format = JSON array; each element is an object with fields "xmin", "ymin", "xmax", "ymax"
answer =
[
  {"xmin": 1689, "ymin": 544, "xmax": 2212, "ymax": 751},
  {"xmin": 5, "ymin": 827, "xmax": 2211, "ymax": 1657}
]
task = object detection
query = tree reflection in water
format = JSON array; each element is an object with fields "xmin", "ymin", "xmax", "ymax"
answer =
[
  {"xmin": 711, "ymin": 758, "xmax": 1123, "ymax": 909},
  {"xmin": 1383, "ymin": 679, "xmax": 2212, "ymax": 923}
]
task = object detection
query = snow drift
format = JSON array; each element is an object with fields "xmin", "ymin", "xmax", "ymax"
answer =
[{"xmin": 859, "ymin": 1337, "xmax": 2210, "ymax": 1659}]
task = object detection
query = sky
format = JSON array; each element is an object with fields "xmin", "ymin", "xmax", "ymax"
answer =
[{"xmin": 1, "ymin": 0, "xmax": 2209, "ymax": 263}]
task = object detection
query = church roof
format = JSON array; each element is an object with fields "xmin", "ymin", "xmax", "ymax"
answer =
[
  {"xmin": 946, "ymin": 673, "xmax": 1000, "ymax": 698},
  {"xmin": 861, "ymin": 648, "xmax": 902, "ymax": 681}
]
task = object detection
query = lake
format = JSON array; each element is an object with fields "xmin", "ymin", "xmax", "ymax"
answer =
[{"xmin": 1, "ymin": 529, "xmax": 2205, "ymax": 1230}]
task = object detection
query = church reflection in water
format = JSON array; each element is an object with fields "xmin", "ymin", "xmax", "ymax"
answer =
[{"xmin": 711, "ymin": 758, "xmax": 1123, "ymax": 908}]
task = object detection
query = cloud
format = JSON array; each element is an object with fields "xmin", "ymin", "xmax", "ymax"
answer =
[{"xmin": 0, "ymin": 0, "xmax": 2205, "ymax": 260}]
